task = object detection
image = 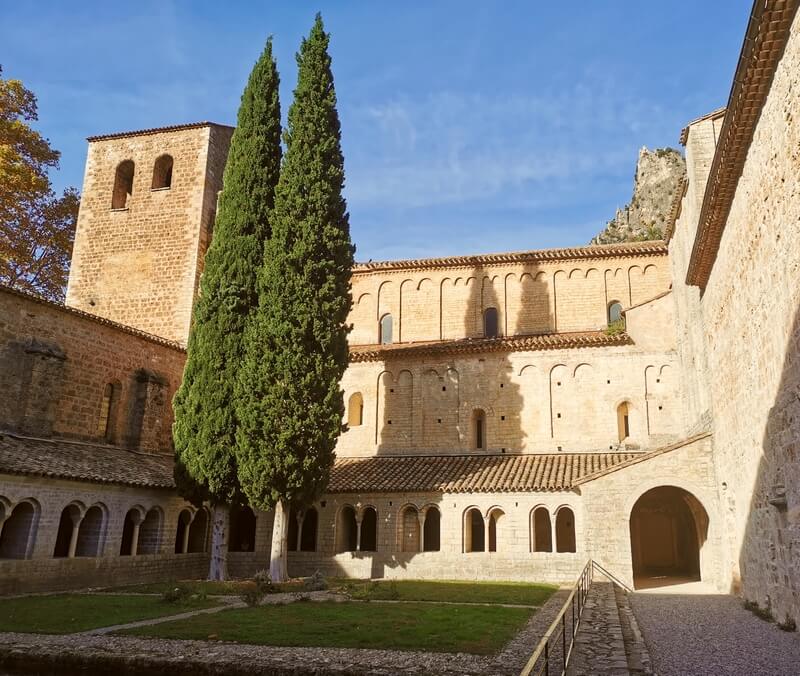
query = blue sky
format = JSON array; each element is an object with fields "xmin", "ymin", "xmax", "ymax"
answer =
[{"xmin": 2, "ymin": 2, "xmax": 750, "ymax": 262}]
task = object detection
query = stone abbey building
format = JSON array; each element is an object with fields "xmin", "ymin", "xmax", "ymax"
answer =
[{"xmin": 1, "ymin": 1, "xmax": 799, "ymax": 624}]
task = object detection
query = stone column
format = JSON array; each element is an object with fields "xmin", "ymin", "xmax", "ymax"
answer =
[
  {"xmin": 355, "ymin": 514, "xmax": 363, "ymax": 552},
  {"xmin": 181, "ymin": 514, "xmax": 192, "ymax": 554},
  {"xmin": 67, "ymin": 509, "xmax": 84, "ymax": 558},
  {"xmin": 551, "ymin": 516, "xmax": 558, "ymax": 553},
  {"xmin": 484, "ymin": 516, "xmax": 491, "ymax": 553},
  {"xmin": 130, "ymin": 511, "xmax": 144, "ymax": 557},
  {"xmin": 418, "ymin": 512, "xmax": 426, "ymax": 552},
  {"xmin": 296, "ymin": 512, "xmax": 305, "ymax": 552}
]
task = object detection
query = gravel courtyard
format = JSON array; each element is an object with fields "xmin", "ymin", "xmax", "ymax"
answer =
[{"xmin": 630, "ymin": 591, "xmax": 800, "ymax": 676}]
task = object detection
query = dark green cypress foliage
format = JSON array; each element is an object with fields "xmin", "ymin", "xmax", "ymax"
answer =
[
  {"xmin": 237, "ymin": 15, "xmax": 354, "ymax": 538},
  {"xmin": 173, "ymin": 39, "xmax": 281, "ymax": 512}
]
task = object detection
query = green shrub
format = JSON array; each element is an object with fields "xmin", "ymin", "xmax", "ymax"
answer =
[
  {"xmin": 778, "ymin": 614, "xmax": 796, "ymax": 632},
  {"xmin": 254, "ymin": 569, "xmax": 274, "ymax": 594},
  {"xmin": 304, "ymin": 570, "xmax": 328, "ymax": 592},
  {"xmin": 161, "ymin": 586, "xmax": 191, "ymax": 604},
  {"xmin": 744, "ymin": 598, "xmax": 774, "ymax": 622},
  {"xmin": 604, "ymin": 319, "xmax": 626, "ymax": 336},
  {"xmin": 240, "ymin": 589, "xmax": 266, "ymax": 607}
]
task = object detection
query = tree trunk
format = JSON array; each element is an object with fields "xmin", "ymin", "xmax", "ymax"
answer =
[
  {"xmin": 269, "ymin": 499, "xmax": 289, "ymax": 582},
  {"xmin": 209, "ymin": 503, "xmax": 229, "ymax": 581}
]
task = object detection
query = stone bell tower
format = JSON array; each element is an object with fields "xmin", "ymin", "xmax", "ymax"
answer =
[{"xmin": 65, "ymin": 122, "xmax": 234, "ymax": 345}]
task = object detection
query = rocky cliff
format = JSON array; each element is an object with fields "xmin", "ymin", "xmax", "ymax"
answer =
[{"xmin": 591, "ymin": 147, "xmax": 686, "ymax": 244}]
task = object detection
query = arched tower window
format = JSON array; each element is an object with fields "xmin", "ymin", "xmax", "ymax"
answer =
[
  {"xmin": 347, "ymin": 392, "xmax": 364, "ymax": 427},
  {"xmin": 379, "ymin": 313, "xmax": 393, "ymax": 344},
  {"xmin": 111, "ymin": 160, "xmax": 135, "ymax": 209},
  {"xmin": 151, "ymin": 154, "xmax": 173, "ymax": 190},
  {"xmin": 483, "ymin": 307, "xmax": 499, "ymax": 338},
  {"xmin": 608, "ymin": 301, "xmax": 624, "ymax": 324}
]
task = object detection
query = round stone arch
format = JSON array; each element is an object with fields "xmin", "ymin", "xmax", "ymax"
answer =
[
  {"xmin": 553, "ymin": 504, "xmax": 577, "ymax": 553},
  {"xmin": 626, "ymin": 481, "xmax": 714, "ymax": 590},
  {"xmin": 396, "ymin": 503, "xmax": 421, "ymax": 553},
  {"xmin": 335, "ymin": 503, "xmax": 358, "ymax": 553}
]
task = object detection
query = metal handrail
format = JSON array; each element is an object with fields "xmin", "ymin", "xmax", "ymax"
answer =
[
  {"xmin": 591, "ymin": 560, "xmax": 633, "ymax": 593},
  {"xmin": 519, "ymin": 559, "xmax": 594, "ymax": 676}
]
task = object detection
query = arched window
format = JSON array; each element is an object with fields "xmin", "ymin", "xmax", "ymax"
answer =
[
  {"xmin": 97, "ymin": 382, "xmax": 120, "ymax": 442},
  {"xmin": 229, "ymin": 505, "xmax": 256, "ymax": 552},
  {"xmin": 300, "ymin": 507, "xmax": 318, "ymax": 552},
  {"xmin": 464, "ymin": 507, "xmax": 484, "ymax": 552},
  {"xmin": 75, "ymin": 505, "xmax": 105, "ymax": 557},
  {"xmin": 473, "ymin": 409, "xmax": 486, "ymax": 450},
  {"xmin": 361, "ymin": 507, "xmax": 377, "ymax": 552},
  {"xmin": 556, "ymin": 507, "xmax": 576, "ymax": 553},
  {"xmin": 188, "ymin": 508, "xmax": 209, "ymax": 553},
  {"xmin": 400, "ymin": 505, "xmax": 420, "ymax": 552},
  {"xmin": 111, "ymin": 160, "xmax": 135, "ymax": 209},
  {"xmin": 175, "ymin": 509, "xmax": 192, "ymax": 554},
  {"xmin": 531, "ymin": 507, "xmax": 553, "ymax": 552},
  {"xmin": 617, "ymin": 402, "xmax": 631, "ymax": 442},
  {"xmin": 138, "ymin": 508, "xmax": 162, "ymax": 555},
  {"xmin": 53, "ymin": 504, "xmax": 79, "ymax": 558},
  {"xmin": 347, "ymin": 392, "xmax": 364, "ymax": 427},
  {"xmin": 337, "ymin": 505, "xmax": 358, "ymax": 552},
  {"xmin": 151, "ymin": 154, "xmax": 173, "ymax": 190},
  {"xmin": 379, "ymin": 313, "xmax": 393, "ymax": 344},
  {"xmin": 487, "ymin": 507, "xmax": 504, "ymax": 552},
  {"xmin": 608, "ymin": 301, "xmax": 624, "ymax": 324},
  {"xmin": 0, "ymin": 501, "xmax": 38, "ymax": 559},
  {"xmin": 483, "ymin": 307, "xmax": 499, "ymax": 338},
  {"xmin": 120, "ymin": 508, "xmax": 141, "ymax": 556},
  {"xmin": 423, "ymin": 507, "xmax": 441, "ymax": 552}
]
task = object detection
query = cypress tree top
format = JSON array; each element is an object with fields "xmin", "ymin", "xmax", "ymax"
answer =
[
  {"xmin": 237, "ymin": 15, "xmax": 354, "ymax": 511},
  {"xmin": 173, "ymin": 38, "xmax": 282, "ymax": 506}
]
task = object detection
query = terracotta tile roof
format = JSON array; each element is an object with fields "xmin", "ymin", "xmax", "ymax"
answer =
[
  {"xmin": 353, "ymin": 241, "xmax": 668, "ymax": 274},
  {"xmin": 0, "ymin": 285, "xmax": 185, "ymax": 351},
  {"xmin": 87, "ymin": 121, "xmax": 233, "ymax": 142},
  {"xmin": 349, "ymin": 331, "xmax": 631, "ymax": 362},
  {"xmin": 328, "ymin": 451, "xmax": 641, "ymax": 493},
  {"xmin": 572, "ymin": 432, "xmax": 713, "ymax": 486},
  {"xmin": 686, "ymin": 0, "xmax": 799, "ymax": 290},
  {"xmin": 0, "ymin": 432, "xmax": 175, "ymax": 489}
]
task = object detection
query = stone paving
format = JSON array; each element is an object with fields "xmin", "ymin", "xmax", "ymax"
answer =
[{"xmin": 566, "ymin": 581, "xmax": 629, "ymax": 676}]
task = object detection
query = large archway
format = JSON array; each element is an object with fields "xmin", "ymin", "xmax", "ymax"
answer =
[{"xmin": 629, "ymin": 486, "xmax": 708, "ymax": 589}]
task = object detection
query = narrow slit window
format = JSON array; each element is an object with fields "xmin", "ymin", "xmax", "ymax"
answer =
[
  {"xmin": 111, "ymin": 160, "xmax": 135, "ymax": 209},
  {"xmin": 380, "ymin": 313, "xmax": 393, "ymax": 344},
  {"xmin": 483, "ymin": 307, "xmax": 499, "ymax": 338},
  {"xmin": 151, "ymin": 154, "xmax": 173, "ymax": 190}
]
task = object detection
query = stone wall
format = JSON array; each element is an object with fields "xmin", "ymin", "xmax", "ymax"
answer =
[
  {"xmin": 348, "ymin": 252, "xmax": 670, "ymax": 345},
  {"xmin": 0, "ymin": 287, "xmax": 184, "ymax": 449},
  {"xmin": 338, "ymin": 341, "xmax": 680, "ymax": 457},
  {"xmin": 65, "ymin": 124, "xmax": 233, "ymax": 345},
  {"xmin": 668, "ymin": 112, "xmax": 722, "ymax": 437},
  {"xmin": 698, "ymin": 12, "xmax": 800, "ymax": 624}
]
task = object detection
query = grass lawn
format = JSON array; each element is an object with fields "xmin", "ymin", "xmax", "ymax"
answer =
[
  {"xmin": 335, "ymin": 579, "xmax": 557, "ymax": 606},
  {"xmin": 102, "ymin": 579, "xmax": 305, "ymax": 595},
  {"xmin": 121, "ymin": 600, "xmax": 533, "ymax": 654},
  {"xmin": 0, "ymin": 594, "xmax": 220, "ymax": 634}
]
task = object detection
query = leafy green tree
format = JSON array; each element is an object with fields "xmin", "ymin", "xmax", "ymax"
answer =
[
  {"xmin": 237, "ymin": 15, "xmax": 354, "ymax": 582},
  {"xmin": 173, "ymin": 39, "xmax": 282, "ymax": 580},
  {"xmin": 0, "ymin": 65, "xmax": 79, "ymax": 300}
]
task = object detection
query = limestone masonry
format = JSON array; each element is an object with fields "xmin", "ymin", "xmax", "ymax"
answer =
[{"xmin": 1, "ymin": 0, "xmax": 798, "ymax": 626}]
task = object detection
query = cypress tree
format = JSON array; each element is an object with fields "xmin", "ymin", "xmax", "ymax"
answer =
[
  {"xmin": 237, "ymin": 14, "xmax": 354, "ymax": 582},
  {"xmin": 173, "ymin": 39, "xmax": 281, "ymax": 580}
]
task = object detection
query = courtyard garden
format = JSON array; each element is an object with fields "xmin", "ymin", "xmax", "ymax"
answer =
[{"xmin": 0, "ymin": 577, "xmax": 558, "ymax": 655}]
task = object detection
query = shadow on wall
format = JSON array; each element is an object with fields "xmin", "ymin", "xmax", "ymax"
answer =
[
  {"xmin": 360, "ymin": 265, "xmax": 556, "ymax": 576},
  {"xmin": 740, "ymin": 300, "xmax": 800, "ymax": 623}
]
